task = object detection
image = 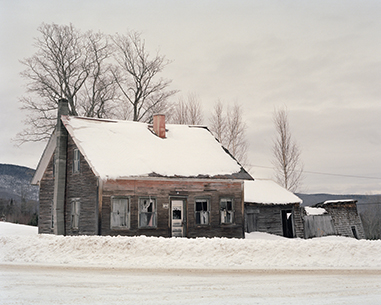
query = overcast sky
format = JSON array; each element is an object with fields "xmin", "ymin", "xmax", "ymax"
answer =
[{"xmin": 1, "ymin": 0, "xmax": 380, "ymax": 194}]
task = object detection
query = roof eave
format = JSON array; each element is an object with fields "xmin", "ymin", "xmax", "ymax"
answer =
[{"xmin": 31, "ymin": 128, "xmax": 57, "ymax": 185}]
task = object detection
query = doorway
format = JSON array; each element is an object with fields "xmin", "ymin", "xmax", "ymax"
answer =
[
  {"xmin": 171, "ymin": 199, "xmax": 186, "ymax": 237},
  {"xmin": 281, "ymin": 210, "xmax": 294, "ymax": 238}
]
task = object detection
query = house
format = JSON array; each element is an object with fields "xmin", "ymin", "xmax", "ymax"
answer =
[
  {"xmin": 303, "ymin": 200, "xmax": 365, "ymax": 239},
  {"xmin": 244, "ymin": 180, "xmax": 304, "ymax": 238},
  {"xmin": 32, "ymin": 99, "xmax": 253, "ymax": 238}
]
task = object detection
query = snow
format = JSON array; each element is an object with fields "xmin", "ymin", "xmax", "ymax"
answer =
[
  {"xmin": 305, "ymin": 206, "xmax": 328, "ymax": 216},
  {"xmin": 1, "ymin": 222, "xmax": 381, "ymax": 304},
  {"xmin": 323, "ymin": 199, "xmax": 356, "ymax": 204},
  {"xmin": 60, "ymin": 116, "xmax": 241, "ymax": 179},
  {"xmin": 244, "ymin": 179, "xmax": 302, "ymax": 204},
  {"xmin": 0, "ymin": 221, "xmax": 38, "ymax": 236},
  {"xmin": 1, "ymin": 221, "xmax": 380, "ymax": 270}
]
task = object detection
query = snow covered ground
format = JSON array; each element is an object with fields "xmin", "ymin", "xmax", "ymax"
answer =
[{"xmin": 1, "ymin": 222, "xmax": 381, "ymax": 304}]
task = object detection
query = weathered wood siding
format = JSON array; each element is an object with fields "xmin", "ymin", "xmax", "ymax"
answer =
[
  {"xmin": 303, "ymin": 215, "xmax": 336, "ymax": 238},
  {"xmin": 245, "ymin": 203, "xmax": 304, "ymax": 238},
  {"xmin": 38, "ymin": 135, "xmax": 99, "ymax": 235},
  {"xmin": 65, "ymin": 136, "xmax": 99, "ymax": 235},
  {"xmin": 38, "ymin": 155, "xmax": 55, "ymax": 234},
  {"xmin": 323, "ymin": 202, "xmax": 366, "ymax": 239},
  {"xmin": 101, "ymin": 179, "xmax": 244, "ymax": 238}
]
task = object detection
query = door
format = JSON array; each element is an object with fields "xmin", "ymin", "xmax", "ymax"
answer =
[{"xmin": 171, "ymin": 199, "xmax": 186, "ymax": 237}]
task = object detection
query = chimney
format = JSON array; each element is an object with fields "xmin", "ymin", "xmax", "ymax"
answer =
[
  {"xmin": 153, "ymin": 114, "xmax": 166, "ymax": 138},
  {"xmin": 53, "ymin": 99, "xmax": 69, "ymax": 235}
]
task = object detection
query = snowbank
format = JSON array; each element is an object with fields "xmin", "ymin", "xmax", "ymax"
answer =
[
  {"xmin": 1, "ymin": 222, "xmax": 381, "ymax": 270},
  {"xmin": 0, "ymin": 222, "xmax": 38, "ymax": 236}
]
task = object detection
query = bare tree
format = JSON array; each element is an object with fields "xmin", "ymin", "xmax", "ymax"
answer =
[
  {"xmin": 16, "ymin": 23, "xmax": 115, "ymax": 143},
  {"xmin": 171, "ymin": 93, "xmax": 203, "ymax": 125},
  {"xmin": 272, "ymin": 107, "xmax": 303, "ymax": 192},
  {"xmin": 16, "ymin": 24, "xmax": 177, "ymax": 143},
  {"xmin": 209, "ymin": 101, "xmax": 248, "ymax": 166},
  {"xmin": 112, "ymin": 31, "xmax": 177, "ymax": 122},
  {"xmin": 209, "ymin": 100, "xmax": 225, "ymax": 145}
]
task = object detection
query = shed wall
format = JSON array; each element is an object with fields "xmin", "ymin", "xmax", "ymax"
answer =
[
  {"xmin": 304, "ymin": 215, "xmax": 335, "ymax": 238},
  {"xmin": 245, "ymin": 203, "xmax": 304, "ymax": 238},
  {"xmin": 324, "ymin": 203, "xmax": 366, "ymax": 239}
]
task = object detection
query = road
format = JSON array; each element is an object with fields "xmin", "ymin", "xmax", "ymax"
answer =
[{"xmin": 1, "ymin": 265, "xmax": 380, "ymax": 305}]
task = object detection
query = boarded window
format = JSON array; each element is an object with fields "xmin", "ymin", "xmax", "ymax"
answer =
[
  {"xmin": 71, "ymin": 199, "xmax": 80, "ymax": 230},
  {"xmin": 111, "ymin": 197, "xmax": 130, "ymax": 229},
  {"xmin": 73, "ymin": 148, "xmax": 80, "ymax": 173},
  {"xmin": 220, "ymin": 198, "xmax": 234, "ymax": 224},
  {"xmin": 195, "ymin": 198, "xmax": 210, "ymax": 225},
  {"xmin": 139, "ymin": 197, "xmax": 157, "ymax": 228}
]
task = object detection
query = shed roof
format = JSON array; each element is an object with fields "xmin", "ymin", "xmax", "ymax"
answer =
[
  {"xmin": 32, "ymin": 116, "xmax": 251, "ymax": 184},
  {"xmin": 314, "ymin": 199, "xmax": 358, "ymax": 208},
  {"xmin": 244, "ymin": 179, "xmax": 302, "ymax": 205}
]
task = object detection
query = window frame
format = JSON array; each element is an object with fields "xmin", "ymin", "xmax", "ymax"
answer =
[
  {"xmin": 71, "ymin": 198, "xmax": 80, "ymax": 230},
  {"xmin": 110, "ymin": 196, "xmax": 131, "ymax": 229},
  {"xmin": 220, "ymin": 197, "xmax": 235, "ymax": 224},
  {"xmin": 138, "ymin": 197, "xmax": 157, "ymax": 229},
  {"xmin": 73, "ymin": 148, "xmax": 80, "ymax": 173},
  {"xmin": 194, "ymin": 197, "xmax": 211, "ymax": 225}
]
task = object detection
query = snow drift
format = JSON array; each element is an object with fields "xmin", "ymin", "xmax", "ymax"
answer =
[{"xmin": 1, "ymin": 222, "xmax": 381, "ymax": 270}]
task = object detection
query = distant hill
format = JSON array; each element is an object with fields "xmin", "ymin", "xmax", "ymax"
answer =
[
  {"xmin": 0, "ymin": 163, "xmax": 38, "ymax": 201},
  {"xmin": 0, "ymin": 163, "xmax": 39, "ymax": 225}
]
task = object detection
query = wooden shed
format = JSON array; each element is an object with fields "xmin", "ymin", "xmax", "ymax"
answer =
[
  {"xmin": 32, "ymin": 99, "xmax": 253, "ymax": 238},
  {"xmin": 304, "ymin": 200, "xmax": 366, "ymax": 239},
  {"xmin": 244, "ymin": 180, "xmax": 304, "ymax": 238}
]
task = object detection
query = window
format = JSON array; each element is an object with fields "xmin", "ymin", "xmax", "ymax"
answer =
[
  {"xmin": 139, "ymin": 197, "xmax": 157, "ymax": 228},
  {"xmin": 220, "ymin": 198, "xmax": 234, "ymax": 224},
  {"xmin": 195, "ymin": 198, "xmax": 210, "ymax": 225},
  {"xmin": 71, "ymin": 199, "xmax": 80, "ymax": 230},
  {"xmin": 73, "ymin": 148, "xmax": 80, "ymax": 173},
  {"xmin": 351, "ymin": 226, "xmax": 358, "ymax": 239},
  {"xmin": 111, "ymin": 197, "xmax": 130, "ymax": 229}
]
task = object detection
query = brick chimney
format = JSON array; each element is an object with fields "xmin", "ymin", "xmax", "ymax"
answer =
[
  {"xmin": 153, "ymin": 114, "xmax": 166, "ymax": 138},
  {"xmin": 53, "ymin": 98, "xmax": 69, "ymax": 235}
]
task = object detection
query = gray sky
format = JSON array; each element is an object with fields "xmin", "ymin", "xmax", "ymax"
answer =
[{"xmin": 1, "ymin": 0, "xmax": 380, "ymax": 194}]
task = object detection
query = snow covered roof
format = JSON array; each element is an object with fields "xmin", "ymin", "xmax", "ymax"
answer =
[
  {"xmin": 244, "ymin": 180, "xmax": 302, "ymax": 205},
  {"xmin": 322, "ymin": 199, "xmax": 357, "ymax": 204},
  {"xmin": 304, "ymin": 206, "xmax": 327, "ymax": 216},
  {"xmin": 33, "ymin": 116, "xmax": 250, "ymax": 183}
]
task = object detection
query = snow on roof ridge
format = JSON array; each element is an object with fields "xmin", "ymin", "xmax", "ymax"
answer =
[{"xmin": 323, "ymin": 199, "xmax": 357, "ymax": 204}]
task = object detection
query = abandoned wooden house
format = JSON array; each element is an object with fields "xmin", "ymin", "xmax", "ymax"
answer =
[
  {"xmin": 303, "ymin": 200, "xmax": 365, "ymax": 239},
  {"xmin": 244, "ymin": 180, "xmax": 304, "ymax": 238},
  {"xmin": 31, "ymin": 99, "xmax": 253, "ymax": 238}
]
